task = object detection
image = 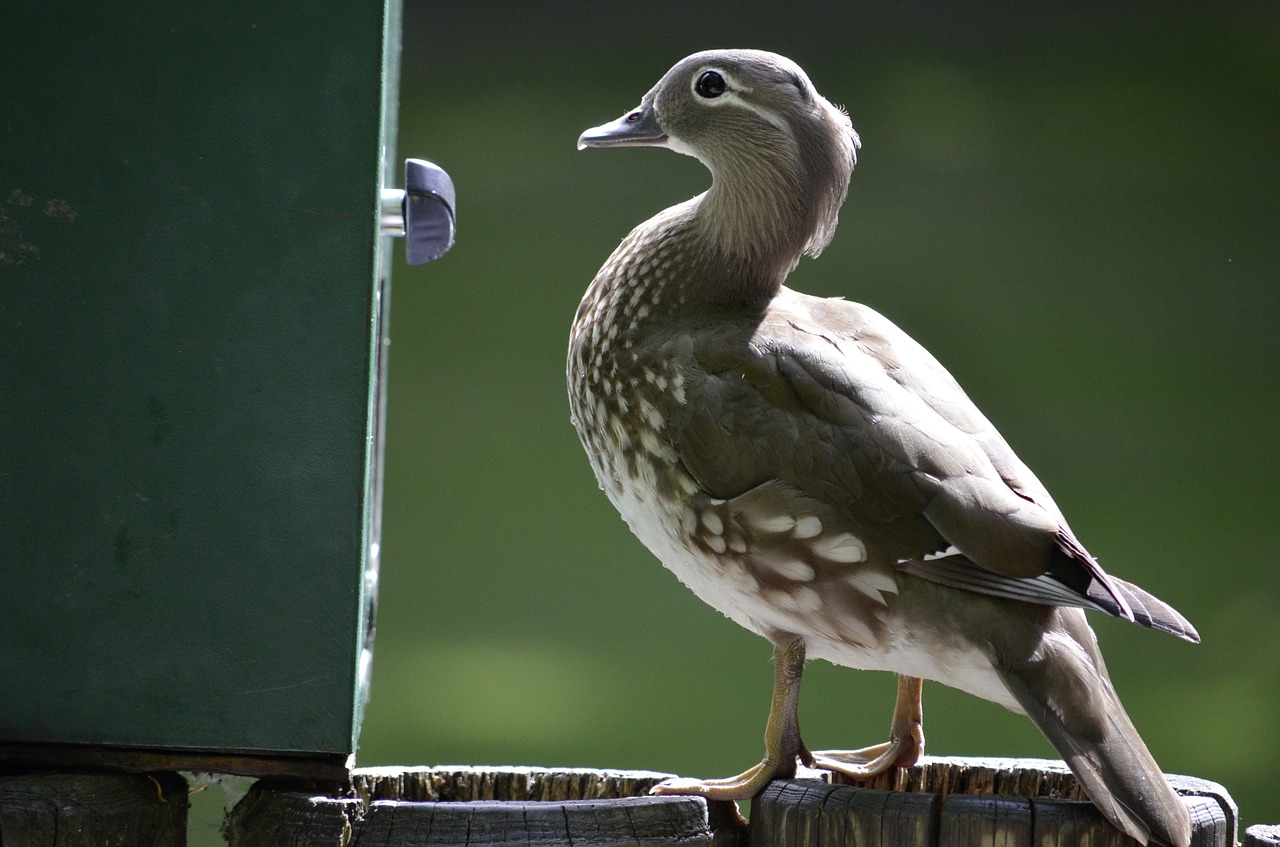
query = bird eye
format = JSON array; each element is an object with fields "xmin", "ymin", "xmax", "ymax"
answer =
[{"xmin": 695, "ymin": 70, "xmax": 726, "ymax": 99}]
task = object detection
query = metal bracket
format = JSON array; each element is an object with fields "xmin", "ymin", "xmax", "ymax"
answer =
[{"xmin": 381, "ymin": 158, "xmax": 456, "ymax": 265}]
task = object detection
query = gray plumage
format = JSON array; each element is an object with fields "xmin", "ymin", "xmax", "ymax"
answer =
[{"xmin": 569, "ymin": 49, "xmax": 1196, "ymax": 847}]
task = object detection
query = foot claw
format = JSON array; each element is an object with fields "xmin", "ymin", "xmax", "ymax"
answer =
[
  {"xmin": 650, "ymin": 777, "xmax": 714, "ymax": 796},
  {"xmin": 649, "ymin": 760, "xmax": 782, "ymax": 801},
  {"xmin": 811, "ymin": 734, "xmax": 920, "ymax": 780}
]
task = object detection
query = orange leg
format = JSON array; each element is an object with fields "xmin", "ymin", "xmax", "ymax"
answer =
[
  {"xmin": 652, "ymin": 641, "xmax": 924, "ymax": 801},
  {"xmin": 652, "ymin": 637, "xmax": 808, "ymax": 800}
]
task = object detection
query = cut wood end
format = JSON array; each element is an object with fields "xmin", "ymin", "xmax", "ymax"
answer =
[{"xmin": 833, "ymin": 755, "xmax": 1087, "ymax": 800}]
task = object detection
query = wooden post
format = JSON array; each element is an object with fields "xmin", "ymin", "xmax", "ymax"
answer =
[
  {"xmin": 225, "ymin": 766, "xmax": 748, "ymax": 847},
  {"xmin": 752, "ymin": 757, "xmax": 1237, "ymax": 847},
  {"xmin": 225, "ymin": 759, "xmax": 1243, "ymax": 847},
  {"xmin": 0, "ymin": 771, "xmax": 186, "ymax": 847},
  {"xmin": 1245, "ymin": 825, "xmax": 1280, "ymax": 847}
]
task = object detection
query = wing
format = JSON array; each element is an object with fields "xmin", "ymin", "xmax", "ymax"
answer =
[{"xmin": 667, "ymin": 288, "xmax": 1193, "ymax": 639}]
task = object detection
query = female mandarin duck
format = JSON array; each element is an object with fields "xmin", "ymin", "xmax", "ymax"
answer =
[{"xmin": 568, "ymin": 49, "xmax": 1197, "ymax": 846}]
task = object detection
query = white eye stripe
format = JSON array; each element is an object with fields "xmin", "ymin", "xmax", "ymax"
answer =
[
  {"xmin": 689, "ymin": 67, "xmax": 789, "ymax": 135},
  {"xmin": 722, "ymin": 92, "xmax": 790, "ymax": 134},
  {"xmin": 691, "ymin": 69, "xmax": 788, "ymax": 136}
]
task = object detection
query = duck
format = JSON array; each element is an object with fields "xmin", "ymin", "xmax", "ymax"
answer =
[{"xmin": 567, "ymin": 48, "xmax": 1196, "ymax": 847}]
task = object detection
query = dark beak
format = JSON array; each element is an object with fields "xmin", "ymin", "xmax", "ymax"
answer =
[{"xmin": 577, "ymin": 102, "xmax": 668, "ymax": 150}]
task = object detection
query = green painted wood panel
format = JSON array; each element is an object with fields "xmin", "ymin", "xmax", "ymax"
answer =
[{"xmin": 0, "ymin": 0, "xmax": 401, "ymax": 759}]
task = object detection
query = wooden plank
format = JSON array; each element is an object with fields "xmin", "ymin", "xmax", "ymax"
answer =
[
  {"xmin": 873, "ymin": 786, "xmax": 941, "ymax": 846},
  {"xmin": 751, "ymin": 778, "xmax": 936, "ymax": 847},
  {"xmin": 1029, "ymin": 796, "xmax": 1135, "ymax": 847},
  {"xmin": 750, "ymin": 780, "xmax": 835, "ymax": 847},
  {"xmin": 939, "ymin": 795, "xmax": 1031, "ymax": 847},
  {"xmin": 1182, "ymin": 794, "xmax": 1232, "ymax": 847},
  {"xmin": 0, "ymin": 771, "xmax": 186, "ymax": 847},
  {"xmin": 1168, "ymin": 772, "xmax": 1239, "ymax": 845}
]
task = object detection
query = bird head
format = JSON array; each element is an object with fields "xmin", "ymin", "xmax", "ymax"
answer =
[{"xmin": 579, "ymin": 49, "xmax": 860, "ymax": 269}]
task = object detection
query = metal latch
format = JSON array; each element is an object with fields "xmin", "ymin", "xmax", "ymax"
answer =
[{"xmin": 381, "ymin": 158, "xmax": 456, "ymax": 265}]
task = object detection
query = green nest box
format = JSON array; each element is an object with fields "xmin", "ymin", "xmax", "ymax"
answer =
[{"xmin": 0, "ymin": 0, "xmax": 448, "ymax": 777}]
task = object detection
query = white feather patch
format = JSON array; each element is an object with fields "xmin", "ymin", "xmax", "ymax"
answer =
[{"xmin": 812, "ymin": 532, "xmax": 867, "ymax": 563}]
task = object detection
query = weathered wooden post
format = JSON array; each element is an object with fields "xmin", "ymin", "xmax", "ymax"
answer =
[
  {"xmin": 220, "ymin": 759, "xmax": 1243, "ymax": 847},
  {"xmin": 225, "ymin": 766, "xmax": 747, "ymax": 847},
  {"xmin": 754, "ymin": 758, "xmax": 1237, "ymax": 847},
  {"xmin": 1246, "ymin": 824, "xmax": 1280, "ymax": 847},
  {"xmin": 0, "ymin": 772, "xmax": 188, "ymax": 846}
]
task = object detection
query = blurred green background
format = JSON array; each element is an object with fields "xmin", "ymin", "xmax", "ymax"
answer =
[{"xmin": 366, "ymin": 0, "xmax": 1278, "ymax": 832}]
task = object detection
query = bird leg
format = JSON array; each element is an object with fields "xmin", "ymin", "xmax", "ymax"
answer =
[
  {"xmin": 651, "ymin": 636, "xmax": 810, "ymax": 801},
  {"xmin": 810, "ymin": 674, "xmax": 924, "ymax": 778}
]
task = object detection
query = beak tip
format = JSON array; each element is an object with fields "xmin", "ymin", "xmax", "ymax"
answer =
[{"xmin": 577, "ymin": 105, "xmax": 666, "ymax": 151}]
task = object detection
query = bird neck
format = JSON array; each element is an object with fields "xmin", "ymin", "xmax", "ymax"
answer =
[
  {"xmin": 691, "ymin": 138, "xmax": 849, "ymax": 308},
  {"xmin": 693, "ymin": 159, "xmax": 805, "ymax": 304}
]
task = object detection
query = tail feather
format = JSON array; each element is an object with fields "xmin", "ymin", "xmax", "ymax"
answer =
[
  {"xmin": 900, "ymin": 556, "xmax": 1199, "ymax": 644},
  {"xmin": 1097, "ymin": 578, "xmax": 1200, "ymax": 644},
  {"xmin": 997, "ymin": 609, "xmax": 1191, "ymax": 847}
]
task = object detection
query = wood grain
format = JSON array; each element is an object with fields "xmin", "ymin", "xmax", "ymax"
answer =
[{"xmin": 0, "ymin": 771, "xmax": 186, "ymax": 847}]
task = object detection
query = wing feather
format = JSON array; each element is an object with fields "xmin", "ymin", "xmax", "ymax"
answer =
[{"xmin": 665, "ymin": 287, "xmax": 1186, "ymax": 631}]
